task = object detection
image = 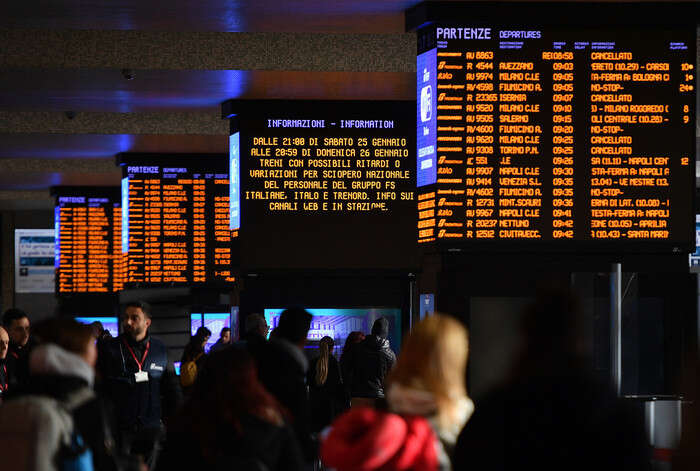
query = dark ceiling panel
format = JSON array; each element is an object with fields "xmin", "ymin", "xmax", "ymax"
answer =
[
  {"xmin": 1, "ymin": 0, "xmax": 414, "ymax": 32},
  {"xmin": 0, "ymin": 70, "xmax": 414, "ymax": 112},
  {"xmin": 0, "ymin": 134, "xmax": 227, "ymax": 160},
  {"xmin": 0, "ymin": 172, "xmax": 121, "ymax": 190}
]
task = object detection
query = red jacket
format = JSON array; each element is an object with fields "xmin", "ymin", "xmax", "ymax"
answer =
[{"xmin": 321, "ymin": 407, "xmax": 438, "ymax": 471}]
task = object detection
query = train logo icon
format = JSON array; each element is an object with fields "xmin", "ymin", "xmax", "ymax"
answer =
[{"xmin": 420, "ymin": 85, "xmax": 432, "ymax": 122}]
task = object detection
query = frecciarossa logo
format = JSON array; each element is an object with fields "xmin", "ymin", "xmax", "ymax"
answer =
[{"xmin": 436, "ymin": 27, "xmax": 491, "ymax": 39}]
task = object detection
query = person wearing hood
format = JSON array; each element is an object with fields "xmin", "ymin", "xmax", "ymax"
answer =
[
  {"xmin": 321, "ymin": 314, "xmax": 472, "ymax": 471},
  {"xmin": 96, "ymin": 301, "xmax": 182, "ymax": 469},
  {"xmin": 344, "ymin": 317, "xmax": 397, "ymax": 408},
  {"xmin": 0, "ymin": 317, "xmax": 141, "ymax": 471}
]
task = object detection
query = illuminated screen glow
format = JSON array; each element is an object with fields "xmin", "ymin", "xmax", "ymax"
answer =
[
  {"xmin": 229, "ymin": 132, "xmax": 241, "ymax": 231},
  {"xmin": 263, "ymin": 307, "xmax": 402, "ymax": 356},
  {"xmin": 230, "ymin": 100, "xmax": 417, "ymax": 270},
  {"xmin": 190, "ymin": 313, "xmax": 232, "ymax": 352},
  {"xmin": 119, "ymin": 155, "xmax": 236, "ymax": 286},
  {"xmin": 75, "ymin": 316, "xmax": 119, "ymax": 338}
]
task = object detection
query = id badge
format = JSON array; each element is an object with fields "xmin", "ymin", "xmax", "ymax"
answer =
[{"xmin": 135, "ymin": 371, "xmax": 149, "ymax": 383}]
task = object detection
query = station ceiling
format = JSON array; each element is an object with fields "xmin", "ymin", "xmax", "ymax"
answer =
[{"xmin": 0, "ymin": 0, "xmax": 697, "ymax": 208}]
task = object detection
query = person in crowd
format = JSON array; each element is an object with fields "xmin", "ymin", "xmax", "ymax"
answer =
[
  {"xmin": 253, "ymin": 307, "xmax": 316, "ymax": 463},
  {"xmin": 2, "ymin": 308, "xmax": 33, "ymax": 387},
  {"xmin": 155, "ymin": 347, "xmax": 305, "ymax": 471},
  {"xmin": 208, "ymin": 326, "xmax": 232, "ymax": 353},
  {"xmin": 320, "ymin": 314, "xmax": 473, "ymax": 471},
  {"xmin": 343, "ymin": 317, "xmax": 396, "ymax": 408},
  {"xmin": 339, "ymin": 331, "xmax": 364, "ymax": 379},
  {"xmin": 0, "ymin": 326, "xmax": 9, "ymax": 401},
  {"xmin": 179, "ymin": 326, "xmax": 211, "ymax": 394},
  {"xmin": 0, "ymin": 317, "xmax": 142, "ymax": 471},
  {"xmin": 90, "ymin": 320, "xmax": 113, "ymax": 344},
  {"xmin": 387, "ymin": 314, "xmax": 473, "ymax": 469},
  {"xmin": 97, "ymin": 301, "xmax": 182, "ymax": 469},
  {"xmin": 238, "ymin": 312, "xmax": 270, "ymax": 361},
  {"xmin": 307, "ymin": 336, "xmax": 346, "ymax": 432},
  {"xmin": 452, "ymin": 287, "xmax": 651, "ymax": 471}
]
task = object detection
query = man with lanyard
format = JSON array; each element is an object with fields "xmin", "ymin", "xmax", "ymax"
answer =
[
  {"xmin": 97, "ymin": 301, "xmax": 181, "ymax": 468},
  {"xmin": 0, "ymin": 327, "xmax": 9, "ymax": 402},
  {"xmin": 2, "ymin": 308, "xmax": 33, "ymax": 388}
]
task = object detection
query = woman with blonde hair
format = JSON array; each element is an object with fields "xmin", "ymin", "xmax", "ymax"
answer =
[
  {"xmin": 387, "ymin": 314, "xmax": 473, "ymax": 466},
  {"xmin": 322, "ymin": 314, "xmax": 473, "ymax": 470},
  {"xmin": 307, "ymin": 336, "xmax": 345, "ymax": 432}
]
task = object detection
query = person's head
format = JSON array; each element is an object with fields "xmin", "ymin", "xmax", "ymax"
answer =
[
  {"xmin": 193, "ymin": 326, "xmax": 212, "ymax": 349},
  {"xmin": 89, "ymin": 321, "xmax": 105, "ymax": 338},
  {"xmin": 244, "ymin": 313, "xmax": 269, "ymax": 338},
  {"xmin": 388, "ymin": 314, "xmax": 469, "ymax": 429},
  {"xmin": 342, "ymin": 331, "xmax": 365, "ymax": 356},
  {"xmin": 315, "ymin": 336, "xmax": 335, "ymax": 386},
  {"xmin": 31, "ymin": 317, "xmax": 97, "ymax": 367},
  {"xmin": 123, "ymin": 301, "xmax": 151, "ymax": 342},
  {"xmin": 275, "ymin": 307, "xmax": 312, "ymax": 347},
  {"xmin": 177, "ymin": 347, "xmax": 284, "ymax": 463},
  {"xmin": 2, "ymin": 308, "xmax": 30, "ymax": 347},
  {"xmin": 0, "ymin": 326, "xmax": 9, "ymax": 360},
  {"xmin": 371, "ymin": 317, "xmax": 390, "ymax": 340},
  {"xmin": 219, "ymin": 327, "xmax": 231, "ymax": 344}
]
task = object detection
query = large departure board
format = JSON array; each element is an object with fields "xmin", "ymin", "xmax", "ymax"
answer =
[
  {"xmin": 118, "ymin": 154, "xmax": 236, "ymax": 286},
  {"xmin": 53, "ymin": 187, "xmax": 125, "ymax": 294},
  {"xmin": 225, "ymin": 100, "xmax": 416, "ymax": 270},
  {"xmin": 415, "ymin": 19, "xmax": 696, "ymax": 252}
]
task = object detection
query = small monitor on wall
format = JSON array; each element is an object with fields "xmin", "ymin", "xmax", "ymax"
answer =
[{"xmin": 75, "ymin": 316, "xmax": 119, "ymax": 337}]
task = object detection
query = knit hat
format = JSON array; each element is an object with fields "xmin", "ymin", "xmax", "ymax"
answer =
[
  {"xmin": 371, "ymin": 317, "xmax": 390, "ymax": 339},
  {"xmin": 321, "ymin": 407, "xmax": 438, "ymax": 471}
]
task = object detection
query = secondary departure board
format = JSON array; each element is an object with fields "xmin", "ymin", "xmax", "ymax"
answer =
[
  {"xmin": 118, "ymin": 154, "xmax": 236, "ymax": 286},
  {"xmin": 415, "ymin": 21, "xmax": 695, "ymax": 251},
  {"xmin": 53, "ymin": 187, "xmax": 125, "ymax": 294},
  {"xmin": 226, "ymin": 100, "xmax": 417, "ymax": 270}
]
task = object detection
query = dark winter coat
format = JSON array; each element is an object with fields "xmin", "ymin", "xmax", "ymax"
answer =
[
  {"xmin": 343, "ymin": 335, "xmax": 396, "ymax": 399},
  {"xmin": 156, "ymin": 414, "xmax": 305, "ymax": 471},
  {"xmin": 97, "ymin": 334, "xmax": 182, "ymax": 432},
  {"xmin": 248, "ymin": 337, "xmax": 317, "ymax": 462},
  {"xmin": 307, "ymin": 354, "xmax": 347, "ymax": 432}
]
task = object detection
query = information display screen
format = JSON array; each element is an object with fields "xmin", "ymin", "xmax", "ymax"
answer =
[
  {"xmin": 190, "ymin": 312, "xmax": 232, "ymax": 352},
  {"xmin": 227, "ymin": 100, "xmax": 417, "ymax": 269},
  {"xmin": 75, "ymin": 316, "xmax": 119, "ymax": 337},
  {"xmin": 53, "ymin": 187, "xmax": 124, "ymax": 293},
  {"xmin": 118, "ymin": 154, "xmax": 236, "ymax": 286},
  {"xmin": 416, "ymin": 23, "xmax": 695, "ymax": 251}
]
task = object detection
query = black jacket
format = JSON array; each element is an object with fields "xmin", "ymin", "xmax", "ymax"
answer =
[
  {"xmin": 97, "ymin": 334, "xmax": 182, "ymax": 432},
  {"xmin": 453, "ymin": 370, "xmax": 651, "ymax": 471},
  {"xmin": 344, "ymin": 335, "xmax": 396, "ymax": 399},
  {"xmin": 249, "ymin": 337, "xmax": 316, "ymax": 462},
  {"xmin": 307, "ymin": 354, "xmax": 347, "ymax": 432},
  {"xmin": 156, "ymin": 414, "xmax": 305, "ymax": 471},
  {"xmin": 6, "ymin": 340, "xmax": 32, "ymax": 388}
]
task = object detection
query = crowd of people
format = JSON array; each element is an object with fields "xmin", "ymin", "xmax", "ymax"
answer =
[{"xmin": 0, "ymin": 288, "xmax": 691, "ymax": 470}]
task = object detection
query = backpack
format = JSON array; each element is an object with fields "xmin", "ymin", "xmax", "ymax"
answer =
[
  {"xmin": 180, "ymin": 353, "xmax": 203, "ymax": 388},
  {"xmin": 0, "ymin": 388, "xmax": 95, "ymax": 471}
]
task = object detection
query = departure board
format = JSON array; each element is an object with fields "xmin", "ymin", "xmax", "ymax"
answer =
[
  {"xmin": 415, "ymin": 22, "xmax": 696, "ymax": 251},
  {"xmin": 226, "ymin": 100, "xmax": 417, "ymax": 269},
  {"xmin": 53, "ymin": 187, "xmax": 125, "ymax": 293},
  {"xmin": 118, "ymin": 154, "xmax": 236, "ymax": 286}
]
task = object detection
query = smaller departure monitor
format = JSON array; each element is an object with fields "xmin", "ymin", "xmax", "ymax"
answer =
[
  {"xmin": 263, "ymin": 307, "xmax": 402, "ymax": 356},
  {"xmin": 75, "ymin": 316, "xmax": 119, "ymax": 337},
  {"xmin": 190, "ymin": 312, "xmax": 234, "ymax": 352}
]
